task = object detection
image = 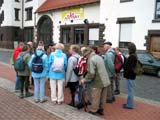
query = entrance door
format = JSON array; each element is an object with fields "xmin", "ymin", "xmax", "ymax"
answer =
[
  {"xmin": 37, "ymin": 15, "xmax": 53, "ymax": 45},
  {"xmin": 74, "ymin": 28, "xmax": 84, "ymax": 44},
  {"xmin": 150, "ymin": 36, "xmax": 160, "ymax": 58}
]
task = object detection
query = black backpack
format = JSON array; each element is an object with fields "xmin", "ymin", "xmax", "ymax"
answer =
[
  {"xmin": 31, "ymin": 53, "xmax": 44, "ymax": 73},
  {"xmin": 74, "ymin": 84, "xmax": 91, "ymax": 111}
]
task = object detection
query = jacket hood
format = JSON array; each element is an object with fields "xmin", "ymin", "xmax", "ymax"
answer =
[
  {"xmin": 108, "ymin": 48, "xmax": 115, "ymax": 54},
  {"xmin": 36, "ymin": 50, "xmax": 44, "ymax": 56},
  {"xmin": 55, "ymin": 49, "xmax": 63, "ymax": 57},
  {"xmin": 72, "ymin": 53, "xmax": 80, "ymax": 58}
]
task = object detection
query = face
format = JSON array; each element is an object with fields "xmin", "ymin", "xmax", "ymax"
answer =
[
  {"xmin": 69, "ymin": 47, "xmax": 74, "ymax": 54},
  {"xmin": 103, "ymin": 44, "xmax": 110, "ymax": 52},
  {"xmin": 20, "ymin": 45, "xmax": 24, "ymax": 49},
  {"xmin": 115, "ymin": 49, "xmax": 119, "ymax": 54},
  {"xmin": 28, "ymin": 42, "xmax": 33, "ymax": 48},
  {"xmin": 50, "ymin": 46, "xmax": 55, "ymax": 52}
]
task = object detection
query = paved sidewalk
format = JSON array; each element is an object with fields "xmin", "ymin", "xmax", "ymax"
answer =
[
  {"xmin": 0, "ymin": 61, "xmax": 160, "ymax": 120},
  {"xmin": 0, "ymin": 87, "xmax": 61, "ymax": 120}
]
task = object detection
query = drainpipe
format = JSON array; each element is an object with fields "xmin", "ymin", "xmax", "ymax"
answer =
[
  {"xmin": 22, "ymin": 0, "xmax": 24, "ymax": 42},
  {"xmin": 34, "ymin": 12, "xmax": 37, "ymax": 42}
]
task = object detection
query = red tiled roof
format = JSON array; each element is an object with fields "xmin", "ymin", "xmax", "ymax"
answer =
[{"xmin": 36, "ymin": 0, "xmax": 100, "ymax": 13}]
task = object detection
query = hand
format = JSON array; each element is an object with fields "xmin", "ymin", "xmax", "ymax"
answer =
[{"xmin": 79, "ymin": 79, "xmax": 85, "ymax": 85}]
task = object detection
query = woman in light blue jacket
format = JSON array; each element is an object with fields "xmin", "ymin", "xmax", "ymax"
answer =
[
  {"xmin": 48, "ymin": 43, "xmax": 67, "ymax": 105},
  {"xmin": 28, "ymin": 47, "xmax": 48, "ymax": 103}
]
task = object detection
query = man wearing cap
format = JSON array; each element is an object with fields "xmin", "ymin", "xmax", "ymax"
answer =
[
  {"xmin": 80, "ymin": 47, "xmax": 110, "ymax": 115},
  {"xmin": 103, "ymin": 41, "xmax": 116, "ymax": 103}
]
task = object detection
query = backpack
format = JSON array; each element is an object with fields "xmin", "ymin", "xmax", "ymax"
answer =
[
  {"xmin": 74, "ymin": 84, "xmax": 91, "ymax": 111},
  {"xmin": 14, "ymin": 53, "xmax": 26, "ymax": 72},
  {"xmin": 114, "ymin": 54, "xmax": 123, "ymax": 73},
  {"xmin": 31, "ymin": 53, "xmax": 44, "ymax": 73},
  {"xmin": 134, "ymin": 60, "xmax": 143, "ymax": 76},
  {"xmin": 52, "ymin": 55, "xmax": 64, "ymax": 72},
  {"xmin": 73, "ymin": 57, "xmax": 87, "ymax": 76}
]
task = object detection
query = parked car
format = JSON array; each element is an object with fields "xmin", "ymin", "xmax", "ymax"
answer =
[{"xmin": 122, "ymin": 50, "xmax": 160, "ymax": 77}]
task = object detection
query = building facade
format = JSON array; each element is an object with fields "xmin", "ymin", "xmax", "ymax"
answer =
[
  {"xmin": 100, "ymin": 0, "xmax": 160, "ymax": 58},
  {"xmin": 0, "ymin": 0, "xmax": 45, "ymax": 48},
  {"xmin": 35, "ymin": 0, "xmax": 104, "ymax": 46},
  {"xmin": 1, "ymin": 0, "xmax": 160, "ymax": 58}
]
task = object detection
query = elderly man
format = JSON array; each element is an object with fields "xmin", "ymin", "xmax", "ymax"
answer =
[
  {"xmin": 81, "ymin": 47, "xmax": 110, "ymax": 115},
  {"xmin": 103, "ymin": 41, "xmax": 116, "ymax": 103}
]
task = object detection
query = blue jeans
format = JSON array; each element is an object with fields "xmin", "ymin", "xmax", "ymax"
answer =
[
  {"xmin": 34, "ymin": 78, "xmax": 46, "ymax": 101},
  {"xmin": 126, "ymin": 79, "xmax": 134, "ymax": 108},
  {"xmin": 15, "ymin": 71, "xmax": 20, "ymax": 90}
]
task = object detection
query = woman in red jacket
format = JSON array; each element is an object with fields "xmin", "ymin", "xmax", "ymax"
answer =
[{"xmin": 13, "ymin": 42, "xmax": 24, "ymax": 92}]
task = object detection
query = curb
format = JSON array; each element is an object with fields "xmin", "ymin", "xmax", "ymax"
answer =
[
  {"xmin": 0, "ymin": 48, "xmax": 13, "ymax": 52},
  {"xmin": 119, "ymin": 93, "xmax": 160, "ymax": 108}
]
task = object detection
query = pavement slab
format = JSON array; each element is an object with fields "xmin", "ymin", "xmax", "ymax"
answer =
[{"xmin": 0, "ymin": 87, "xmax": 61, "ymax": 120}]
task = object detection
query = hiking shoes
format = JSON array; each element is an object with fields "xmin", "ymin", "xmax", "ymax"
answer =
[{"xmin": 25, "ymin": 92, "xmax": 33, "ymax": 97}]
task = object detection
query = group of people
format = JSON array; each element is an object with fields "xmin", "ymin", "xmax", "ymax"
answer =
[{"xmin": 12, "ymin": 40, "xmax": 137, "ymax": 115}]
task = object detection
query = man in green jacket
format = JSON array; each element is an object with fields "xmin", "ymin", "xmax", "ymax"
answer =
[
  {"xmin": 80, "ymin": 47, "xmax": 110, "ymax": 115},
  {"xmin": 104, "ymin": 41, "xmax": 116, "ymax": 103}
]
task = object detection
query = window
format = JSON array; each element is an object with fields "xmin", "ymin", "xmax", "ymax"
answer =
[
  {"xmin": 60, "ymin": 24, "xmax": 102, "ymax": 45},
  {"xmin": 155, "ymin": 0, "xmax": 160, "ymax": 19},
  {"xmin": 24, "ymin": 27, "xmax": 33, "ymax": 42},
  {"xmin": 0, "ymin": 34, "xmax": 3, "ymax": 41},
  {"xmin": 25, "ymin": 7, "xmax": 33, "ymax": 20},
  {"xmin": 62, "ymin": 28, "xmax": 70, "ymax": 44},
  {"xmin": 14, "ymin": 8, "xmax": 20, "ymax": 21},
  {"xmin": 89, "ymin": 28, "xmax": 99, "ymax": 45},
  {"xmin": 119, "ymin": 23, "xmax": 132, "ymax": 48},
  {"xmin": 120, "ymin": 0, "xmax": 133, "ymax": 3},
  {"xmin": 117, "ymin": 17, "xmax": 135, "ymax": 48},
  {"xmin": 0, "ymin": 0, "xmax": 3, "ymax": 7}
]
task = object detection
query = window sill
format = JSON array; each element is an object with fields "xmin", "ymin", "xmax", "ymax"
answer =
[
  {"xmin": 152, "ymin": 19, "xmax": 160, "ymax": 23},
  {"xmin": 25, "ymin": 19, "xmax": 32, "ymax": 21},
  {"xmin": 120, "ymin": 0, "xmax": 134, "ymax": 3},
  {"xmin": 15, "ymin": 0, "xmax": 20, "ymax": 2},
  {"xmin": 15, "ymin": 19, "xmax": 20, "ymax": 21},
  {"xmin": 25, "ymin": 0, "xmax": 32, "ymax": 3}
]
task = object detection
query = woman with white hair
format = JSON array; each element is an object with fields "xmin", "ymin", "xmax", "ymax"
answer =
[{"xmin": 48, "ymin": 43, "xmax": 67, "ymax": 105}]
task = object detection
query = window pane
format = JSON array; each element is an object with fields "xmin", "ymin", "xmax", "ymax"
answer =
[
  {"xmin": 89, "ymin": 28, "xmax": 99, "ymax": 41},
  {"xmin": 62, "ymin": 29, "xmax": 70, "ymax": 44},
  {"xmin": 74, "ymin": 28, "xmax": 84, "ymax": 44},
  {"xmin": 120, "ymin": 23, "xmax": 132, "ymax": 42},
  {"xmin": 155, "ymin": 1, "xmax": 160, "ymax": 19}
]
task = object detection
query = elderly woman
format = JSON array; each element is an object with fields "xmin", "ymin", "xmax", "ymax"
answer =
[
  {"xmin": 66, "ymin": 45, "xmax": 80, "ymax": 106},
  {"xmin": 123, "ymin": 42, "xmax": 137, "ymax": 109},
  {"xmin": 28, "ymin": 46, "xmax": 48, "ymax": 103},
  {"xmin": 48, "ymin": 43, "xmax": 67, "ymax": 105}
]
